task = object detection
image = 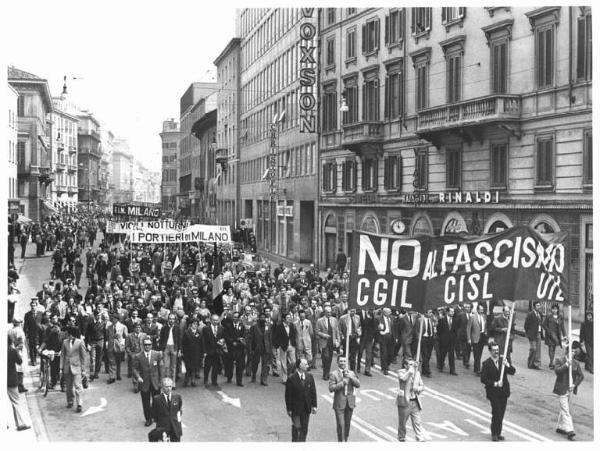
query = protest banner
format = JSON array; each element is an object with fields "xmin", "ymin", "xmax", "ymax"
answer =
[
  {"xmin": 348, "ymin": 225, "xmax": 568, "ymax": 313},
  {"xmin": 112, "ymin": 203, "xmax": 162, "ymax": 217},
  {"xmin": 130, "ymin": 224, "xmax": 231, "ymax": 244},
  {"xmin": 107, "ymin": 220, "xmax": 191, "ymax": 234}
]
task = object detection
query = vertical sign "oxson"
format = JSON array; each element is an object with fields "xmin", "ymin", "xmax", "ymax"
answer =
[{"xmin": 299, "ymin": 8, "xmax": 317, "ymax": 133}]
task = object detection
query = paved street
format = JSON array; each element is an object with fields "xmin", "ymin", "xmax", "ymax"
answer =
[{"xmin": 11, "ymin": 238, "xmax": 594, "ymax": 442}]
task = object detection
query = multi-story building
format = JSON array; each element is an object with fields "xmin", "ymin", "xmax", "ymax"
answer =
[
  {"xmin": 214, "ymin": 37, "xmax": 241, "ymax": 229},
  {"xmin": 77, "ymin": 111, "xmax": 102, "ymax": 205},
  {"xmin": 178, "ymin": 82, "xmax": 217, "ymax": 219},
  {"xmin": 318, "ymin": 7, "xmax": 592, "ymax": 319},
  {"xmin": 159, "ymin": 118, "xmax": 180, "ymax": 211},
  {"xmin": 99, "ymin": 128, "xmax": 115, "ymax": 209},
  {"xmin": 51, "ymin": 87, "xmax": 79, "ymax": 213},
  {"xmin": 133, "ymin": 161, "xmax": 160, "ymax": 204},
  {"xmin": 238, "ymin": 8, "xmax": 319, "ymax": 264},
  {"xmin": 7, "ymin": 84, "xmax": 19, "ymax": 215},
  {"xmin": 8, "ymin": 66, "xmax": 54, "ymax": 221},
  {"xmin": 191, "ymin": 97, "xmax": 217, "ymax": 223},
  {"xmin": 111, "ymin": 138, "xmax": 134, "ymax": 204}
]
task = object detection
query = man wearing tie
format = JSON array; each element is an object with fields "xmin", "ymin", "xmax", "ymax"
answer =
[
  {"xmin": 480, "ymin": 342, "xmax": 516, "ymax": 441},
  {"xmin": 133, "ymin": 338, "xmax": 163, "ymax": 427},
  {"xmin": 419, "ymin": 310, "xmax": 435, "ymax": 377},
  {"xmin": 357, "ymin": 308, "xmax": 377, "ymax": 376},
  {"xmin": 328, "ymin": 355, "xmax": 360, "ymax": 441},
  {"xmin": 294, "ymin": 309, "xmax": 313, "ymax": 368},
  {"xmin": 152, "ymin": 377, "xmax": 182, "ymax": 442},
  {"xmin": 437, "ymin": 306, "xmax": 458, "ymax": 375},
  {"xmin": 223, "ymin": 311, "xmax": 246, "ymax": 387},
  {"xmin": 524, "ymin": 301, "xmax": 544, "ymax": 370},
  {"xmin": 285, "ymin": 358, "xmax": 317, "ymax": 441},
  {"xmin": 339, "ymin": 309, "xmax": 361, "ymax": 372},
  {"xmin": 60, "ymin": 326, "xmax": 87, "ymax": 413},
  {"xmin": 202, "ymin": 314, "xmax": 225, "ymax": 388},
  {"xmin": 377, "ymin": 308, "xmax": 394, "ymax": 375},
  {"xmin": 158, "ymin": 313, "xmax": 181, "ymax": 386},
  {"xmin": 468, "ymin": 303, "xmax": 488, "ymax": 375},
  {"xmin": 316, "ymin": 306, "xmax": 340, "ymax": 380},
  {"xmin": 396, "ymin": 358, "xmax": 425, "ymax": 441}
]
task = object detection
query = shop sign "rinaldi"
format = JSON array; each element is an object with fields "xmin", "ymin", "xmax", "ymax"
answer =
[{"xmin": 403, "ymin": 191, "xmax": 500, "ymax": 204}]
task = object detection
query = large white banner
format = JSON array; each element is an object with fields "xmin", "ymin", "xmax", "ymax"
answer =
[
  {"xmin": 130, "ymin": 224, "xmax": 231, "ymax": 244},
  {"xmin": 107, "ymin": 220, "xmax": 191, "ymax": 234}
]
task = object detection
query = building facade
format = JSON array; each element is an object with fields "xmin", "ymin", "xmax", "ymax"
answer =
[
  {"xmin": 99, "ymin": 128, "xmax": 115, "ymax": 209},
  {"xmin": 178, "ymin": 83, "xmax": 218, "ymax": 218},
  {"xmin": 238, "ymin": 8, "xmax": 319, "ymax": 264},
  {"xmin": 111, "ymin": 139, "xmax": 134, "ymax": 204},
  {"xmin": 318, "ymin": 7, "xmax": 592, "ymax": 318},
  {"xmin": 8, "ymin": 67, "xmax": 54, "ymax": 221},
  {"xmin": 214, "ymin": 37, "xmax": 242, "ymax": 229},
  {"xmin": 160, "ymin": 118, "xmax": 180, "ymax": 212},
  {"xmin": 191, "ymin": 103, "xmax": 217, "ymax": 223},
  {"xmin": 7, "ymin": 84, "xmax": 19, "ymax": 215},
  {"xmin": 77, "ymin": 111, "xmax": 102, "ymax": 206}
]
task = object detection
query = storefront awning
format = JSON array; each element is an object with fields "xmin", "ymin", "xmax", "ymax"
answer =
[{"xmin": 42, "ymin": 200, "xmax": 59, "ymax": 214}]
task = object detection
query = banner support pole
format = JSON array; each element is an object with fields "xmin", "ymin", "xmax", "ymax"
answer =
[
  {"xmin": 498, "ymin": 301, "xmax": 515, "ymax": 383},
  {"xmin": 345, "ymin": 315, "xmax": 351, "ymax": 395},
  {"xmin": 415, "ymin": 313, "xmax": 424, "ymax": 368},
  {"xmin": 568, "ymin": 304, "xmax": 572, "ymax": 389}
]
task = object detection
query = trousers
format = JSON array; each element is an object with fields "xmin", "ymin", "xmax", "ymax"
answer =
[
  {"xmin": 556, "ymin": 393, "xmax": 574, "ymax": 433},
  {"xmin": 397, "ymin": 400, "xmax": 425, "ymax": 441},
  {"xmin": 291, "ymin": 413, "xmax": 310, "ymax": 441},
  {"xmin": 334, "ymin": 405, "xmax": 354, "ymax": 441}
]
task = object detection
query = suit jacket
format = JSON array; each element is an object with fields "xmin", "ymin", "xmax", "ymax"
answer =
[
  {"xmin": 273, "ymin": 322, "xmax": 297, "ymax": 349},
  {"xmin": 398, "ymin": 314, "xmax": 415, "ymax": 344},
  {"xmin": 223, "ymin": 321, "xmax": 247, "ymax": 351},
  {"xmin": 201, "ymin": 324, "xmax": 225, "ymax": 356},
  {"xmin": 359, "ymin": 310, "xmax": 378, "ymax": 341},
  {"xmin": 524, "ymin": 310, "xmax": 544, "ymax": 341},
  {"xmin": 338, "ymin": 313, "xmax": 362, "ymax": 340},
  {"xmin": 467, "ymin": 313, "xmax": 487, "ymax": 343},
  {"xmin": 328, "ymin": 367, "xmax": 360, "ymax": 409},
  {"xmin": 553, "ymin": 355, "xmax": 584, "ymax": 396},
  {"xmin": 294, "ymin": 319, "xmax": 313, "ymax": 350},
  {"xmin": 60, "ymin": 337, "xmax": 88, "ymax": 375},
  {"xmin": 455, "ymin": 311, "xmax": 471, "ymax": 341},
  {"xmin": 543, "ymin": 314, "xmax": 565, "ymax": 346},
  {"xmin": 133, "ymin": 349, "xmax": 163, "ymax": 392},
  {"xmin": 106, "ymin": 321, "xmax": 128, "ymax": 352},
  {"xmin": 396, "ymin": 367, "xmax": 424, "ymax": 409},
  {"xmin": 316, "ymin": 316, "xmax": 340, "ymax": 348},
  {"xmin": 285, "ymin": 371, "xmax": 317, "ymax": 416},
  {"xmin": 126, "ymin": 332, "xmax": 148, "ymax": 355},
  {"xmin": 248, "ymin": 323, "xmax": 272, "ymax": 354},
  {"xmin": 480, "ymin": 356, "xmax": 516, "ymax": 400},
  {"xmin": 437, "ymin": 316, "xmax": 459, "ymax": 349},
  {"xmin": 152, "ymin": 392, "xmax": 182, "ymax": 439},
  {"xmin": 158, "ymin": 324, "xmax": 181, "ymax": 351},
  {"xmin": 490, "ymin": 314, "xmax": 515, "ymax": 346}
]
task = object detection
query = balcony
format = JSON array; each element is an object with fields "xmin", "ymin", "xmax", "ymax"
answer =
[
  {"xmin": 56, "ymin": 140, "xmax": 65, "ymax": 152},
  {"xmin": 56, "ymin": 162, "xmax": 67, "ymax": 171},
  {"xmin": 56, "ymin": 185, "xmax": 67, "ymax": 194},
  {"xmin": 18, "ymin": 164, "xmax": 40, "ymax": 176},
  {"xmin": 416, "ymin": 94, "xmax": 521, "ymax": 147},
  {"xmin": 68, "ymin": 164, "xmax": 77, "ymax": 173},
  {"xmin": 341, "ymin": 121, "xmax": 384, "ymax": 156},
  {"xmin": 68, "ymin": 145, "xmax": 77, "ymax": 154},
  {"xmin": 68, "ymin": 186, "xmax": 77, "ymax": 194}
]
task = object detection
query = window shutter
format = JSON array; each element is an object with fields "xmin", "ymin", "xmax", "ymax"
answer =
[
  {"xmin": 576, "ymin": 17, "xmax": 585, "ymax": 79},
  {"xmin": 411, "ymin": 8, "xmax": 415, "ymax": 33},
  {"xmin": 362, "ymin": 24, "xmax": 366, "ymax": 54},
  {"xmin": 397, "ymin": 156, "xmax": 403, "ymax": 189},
  {"xmin": 361, "ymin": 159, "xmax": 366, "ymax": 190},
  {"xmin": 375, "ymin": 19, "xmax": 380, "ymax": 50},
  {"xmin": 332, "ymin": 162, "xmax": 338, "ymax": 192},
  {"xmin": 362, "ymin": 83, "xmax": 366, "ymax": 121},
  {"xmin": 442, "ymin": 7, "xmax": 447, "ymax": 23},
  {"xmin": 352, "ymin": 160, "xmax": 357, "ymax": 190},
  {"xmin": 455, "ymin": 55, "xmax": 461, "ymax": 102},
  {"xmin": 341, "ymin": 161, "xmax": 347, "ymax": 190},
  {"xmin": 384, "ymin": 75, "xmax": 389, "ymax": 119},
  {"xmin": 373, "ymin": 158, "xmax": 379, "ymax": 191},
  {"xmin": 384, "ymin": 157, "xmax": 389, "ymax": 189},
  {"xmin": 385, "ymin": 15, "xmax": 390, "ymax": 45},
  {"xmin": 460, "ymin": 7, "xmax": 465, "ymax": 18},
  {"xmin": 323, "ymin": 163, "xmax": 329, "ymax": 191}
]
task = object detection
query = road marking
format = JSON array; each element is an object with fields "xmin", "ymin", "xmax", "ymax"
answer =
[
  {"xmin": 217, "ymin": 390, "xmax": 241, "ymax": 408},
  {"xmin": 360, "ymin": 389, "xmax": 395, "ymax": 401},
  {"xmin": 81, "ymin": 397, "xmax": 107, "ymax": 417},
  {"xmin": 385, "ymin": 425, "xmax": 414, "ymax": 441},
  {"xmin": 464, "ymin": 418, "xmax": 491, "ymax": 434},
  {"xmin": 427, "ymin": 420, "xmax": 468, "ymax": 436}
]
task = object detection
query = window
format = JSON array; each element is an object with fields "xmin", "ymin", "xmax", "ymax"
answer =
[
  {"xmin": 384, "ymin": 155, "xmax": 402, "ymax": 191},
  {"xmin": 442, "ymin": 7, "xmax": 465, "ymax": 23},
  {"xmin": 415, "ymin": 62, "xmax": 428, "ymax": 110},
  {"xmin": 414, "ymin": 147, "xmax": 428, "ymax": 190},
  {"xmin": 343, "ymin": 80, "xmax": 359, "ymax": 124},
  {"xmin": 326, "ymin": 37, "xmax": 335, "ymax": 67},
  {"xmin": 385, "ymin": 68, "xmax": 403, "ymax": 119},
  {"xmin": 385, "ymin": 9, "xmax": 405, "ymax": 46},
  {"xmin": 490, "ymin": 141, "xmax": 508, "ymax": 189},
  {"xmin": 447, "ymin": 53, "xmax": 462, "ymax": 103},
  {"xmin": 17, "ymin": 141, "xmax": 25, "ymax": 165},
  {"xmin": 576, "ymin": 12, "xmax": 592, "ymax": 81},
  {"xmin": 17, "ymin": 96, "xmax": 24, "ymax": 116},
  {"xmin": 362, "ymin": 74, "xmax": 379, "ymax": 121},
  {"xmin": 342, "ymin": 159, "xmax": 357, "ymax": 192},
  {"xmin": 362, "ymin": 158, "xmax": 378, "ymax": 191},
  {"xmin": 446, "ymin": 147, "xmax": 461, "ymax": 189},
  {"xmin": 346, "ymin": 28, "xmax": 356, "ymax": 60},
  {"xmin": 411, "ymin": 8, "xmax": 432, "ymax": 35},
  {"xmin": 327, "ymin": 8, "xmax": 336, "ymax": 25},
  {"xmin": 536, "ymin": 26, "xmax": 554, "ymax": 88},
  {"xmin": 536, "ymin": 136, "xmax": 554, "ymax": 188},
  {"xmin": 347, "ymin": 8, "xmax": 357, "ymax": 16},
  {"xmin": 583, "ymin": 130, "xmax": 592, "ymax": 186},
  {"xmin": 322, "ymin": 86, "xmax": 338, "ymax": 132},
  {"xmin": 491, "ymin": 40, "xmax": 508, "ymax": 93},
  {"xmin": 322, "ymin": 161, "xmax": 337, "ymax": 192},
  {"xmin": 362, "ymin": 18, "xmax": 380, "ymax": 54}
]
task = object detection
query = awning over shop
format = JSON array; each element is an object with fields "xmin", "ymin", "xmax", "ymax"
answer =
[
  {"xmin": 42, "ymin": 199, "xmax": 59, "ymax": 214},
  {"xmin": 13, "ymin": 214, "xmax": 33, "ymax": 225}
]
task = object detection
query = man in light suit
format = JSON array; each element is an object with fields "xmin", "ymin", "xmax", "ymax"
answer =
[
  {"xmin": 396, "ymin": 358, "xmax": 425, "ymax": 441},
  {"xmin": 328, "ymin": 355, "xmax": 360, "ymax": 441},
  {"xmin": 152, "ymin": 377, "xmax": 182, "ymax": 442},
  {"xmin": 378, "ymin": 307, "xmax": 395, "ymax": 375},
  {"xmin": 285, "ymin": 358, "xmax": 317, "ymax": 441},
  {"xmin": 60, "ymin": 325, "xmax": 88, "ymax": 413},
  {"xmin": 524, "ymin": 300, "xmax": 544, "ymax": 369},
  {"xmin": 125, "ymin": 322, "xmax": 147, "ymax": 384},
  {"xmin": 106, "ymin": 313, "xmax": 128, "ymax": 383},
  {"xmin": 467, "ymin": 303, "xmax": 488, "ymax": 375},
  {"xmin": 295, "ymin": 309, "xmax": 313, "ymax": 367},
  {"xmin": 316, "ymin": 306, "xmax": 340, "ymax": 380},
  {"xmin": 339, "ymin": 309, "xmax": 361, "ymax": 372},
  {"xmin": 133, "ymin": 338, "xmax": 164, "ymax": 426}
]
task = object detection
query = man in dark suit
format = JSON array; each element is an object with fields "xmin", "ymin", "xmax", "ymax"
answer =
[
  {"xmin": 398, "ymin": 309, "xmax": 416, "ymax": 364},
  {"xmin": 273, "ymin": 312, "xmax": 298, "ymax": 384},
  {"xmin": 285, "ymin": 357, "xmax": 318, "ymax": 442},
  {"xmin": 419, "ymin": 310, "xmax": 435, "ymax": 377},
  {"xmin": 223, "ymin": 311, "xmax": 246, "ymax": 386},
  {"xmin": 456, "ymin": 303, "xmax": 473, "ymax": 368},
  {"xmin": 133, "ymin": 338, "xmax": 164, "ymax": 427},
  {"xmin": 357, "ymin": 308, "xmax": 377, "ymax": 376},
  {"xmin": 328, "ymin": 355, "xmax": 360, "ymax": 441},
  {"xmin": 152, "ymin": 377, "xmax": 182, "ymax": 442},
  {"xmin": 158, "ymin": 313, "xmax": 181, "ymax": 386},
  {"xmin": 524, "ymin": 301, "xmax": 544, "ymax": 369},
  {"xmin": 377, "ymin": 308, "xmax": 395, "ymax": 375},
  {"xmin": 201, "ymin": 314, "xmax": 226, "ymax": 388},
  {"xmin": 480, "ymin": 342, "xmax": 516, "ymax": 441},
  {"xmin": 437, "ymin": 306, "xmax": 458, "ymax": 375},
  {"xmin": 249, "ymin": 311, "xmax": 273, "ymax": 386}
]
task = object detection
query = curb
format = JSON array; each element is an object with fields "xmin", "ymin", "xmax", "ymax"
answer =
[{"xmin": 22, "ymin": 364, "xmax": 49, "ymax": 441}]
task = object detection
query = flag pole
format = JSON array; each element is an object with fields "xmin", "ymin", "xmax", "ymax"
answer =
[
  {"xmin": 415, "ymin": 313, "xmax": 424, "ymax": 368},
  {"xmin": 568, "ymin": 304, "xmax": 572, "ymax": 389},
  {"xmin": 345, "ymin": 315, "xmax": 351, "ymax": 396},
  {"xmin": 498, "ymin": 301, "xmax": 515, "ymax": 383}
]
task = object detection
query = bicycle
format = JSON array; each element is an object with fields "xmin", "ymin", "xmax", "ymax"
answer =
[{"xmin": 40, "ymin": 349, "xmax": 57, "ymax": 397}]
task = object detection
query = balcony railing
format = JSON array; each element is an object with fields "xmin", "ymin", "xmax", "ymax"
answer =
[
  {"xmin": 56, "ymin": 162, "xmax": 67, "ymax": 171},
  {"xmin": 68, "ymin": 164, "xmax": 77, "ymax": 172},
  {"xmin": 68, "ymin": 186, "xmax": 77, "ymax": 194},
  {"xmin": 18, "ymin": 164, "xmax": 40, "ymax": 175},
  {"xmin": 56, "ymin": 185, "xmax": 67, "ymax": 193},
  {"xmin": 341, "ymin": 121, "xmax": 385, "ymax": 153},
  {"xmin": 56, "ymin": 141, "xmax": 65, "ymax": 152},
  {"xmin": 416, "ymin": 94, "xmax": 521, "ymax": 132},
  {"xmin": 68, "ymin": 145, "xmax": 77, "ymax": 154}
]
